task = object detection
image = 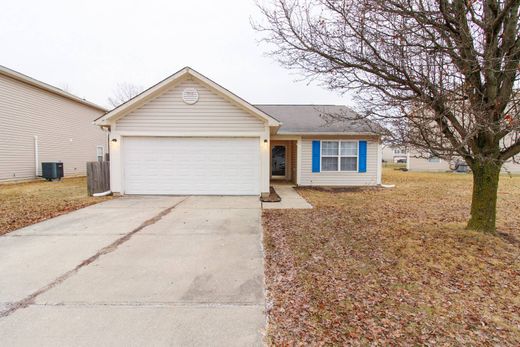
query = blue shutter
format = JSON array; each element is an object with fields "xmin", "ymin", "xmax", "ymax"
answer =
[
  {"xmin": 358, "ymin": 141, "xmax": 367, "ymax": 173},
  {"xmin": 312, "ymin": 140, "xmax": 320, "ymax": 172}
]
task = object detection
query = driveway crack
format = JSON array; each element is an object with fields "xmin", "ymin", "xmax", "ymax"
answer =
[{"xmin": 0, "ymin": 197, "xmax": 188, "ymax": 318}]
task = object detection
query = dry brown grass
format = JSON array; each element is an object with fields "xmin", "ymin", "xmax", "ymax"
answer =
[
  {"xmin": 263, "ymin": 169, "xmax": 520, "ymax": 345},
  {"xmin": 0, "ymin": 177, "xmax": 112, "ymax": 235}
]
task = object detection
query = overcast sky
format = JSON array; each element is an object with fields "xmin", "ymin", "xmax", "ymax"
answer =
[{"xmin": 0, "ymin": 0, "xmax": 352, "ymax": 109}]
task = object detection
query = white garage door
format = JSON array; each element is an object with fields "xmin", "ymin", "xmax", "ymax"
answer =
[{"xmin": 122, "ymin": 137, "xmax": 260, "ymax": 195}]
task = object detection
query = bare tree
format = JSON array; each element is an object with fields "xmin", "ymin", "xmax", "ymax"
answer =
[
  {"xmin": 108, "ymin": 82, "xmax": 144, "ymax": 108},
  {"xmin": 255, "ymin": 0, "xmax": 520, "ymax": 233}
]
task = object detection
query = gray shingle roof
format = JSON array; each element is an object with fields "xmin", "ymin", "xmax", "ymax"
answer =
[{"xmin": 254, "ymin": 104, "xmax": 381, "ymax": 135}]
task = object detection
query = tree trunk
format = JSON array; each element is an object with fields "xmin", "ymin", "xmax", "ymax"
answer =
[{"xmin": 466, "ymin": 161, "xmax": 501, "ymax": 233}]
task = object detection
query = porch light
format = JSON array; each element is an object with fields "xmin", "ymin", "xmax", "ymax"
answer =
[
  {"xmin": 263, "ymin": 139, "xmax": 268, "ymax": 143},
  {"xmin": 111, "ymin": 138, "xmax": 118, "ymax": 142}
]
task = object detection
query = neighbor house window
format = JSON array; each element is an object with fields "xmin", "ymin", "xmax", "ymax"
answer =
[
  {"xmin": 96, "ymin": 146, "xmax": 104, "ymax": 162},
  {"xmin": 321, "ymin": 141, "xmax": 358, "ymax": 171},
  {"xmin": 428, "ymin": 156, "xmax": 440, "ymax": 163}
]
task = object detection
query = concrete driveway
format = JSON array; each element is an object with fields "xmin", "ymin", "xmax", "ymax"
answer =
[{"xmin": 0, "ymin": 196, "xmax": 265, "ymax": 346}]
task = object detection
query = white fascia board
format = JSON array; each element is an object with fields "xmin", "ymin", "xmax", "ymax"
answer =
[
  {"xmin": 114, "ymin": 131, "xmax": 266, "ymax": 137},
  {"xmin": 277, "ymin": 131, "xmax": 381, "ymax": 136},
  {"xmin": 94, "ymin": 68, "xmax": 190, "ymax": 125},
  {"xmin": 0, "ymin": 65, "xmax": 107, "ymax": 112},
  {"xmin": 187, "ymin": 69, "xmax": 280, "ymax": 127},
  {"xmin": 95, "ymin": 67, "xmax": 281, "ymax": 127}
]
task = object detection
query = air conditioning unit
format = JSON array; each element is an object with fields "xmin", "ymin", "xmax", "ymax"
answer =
[{"xmin": 41, "ymin": 162, "xmax": 64, "ymax": 181}]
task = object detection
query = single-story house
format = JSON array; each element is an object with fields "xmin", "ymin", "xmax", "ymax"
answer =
[
  {"xmin": 94, "ymin": 67, "xmax": 382, "ymax": 197},
  {"xmin": 0, "ymin": 65, "xmax": 108, "ymax": 182}
]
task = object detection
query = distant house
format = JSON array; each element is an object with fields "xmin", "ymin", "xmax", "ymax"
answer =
[
  {"xmin": 407, "ymin": 153, "xmax": 451, "ymax": 172},
  {"xmin": 382, "ymin": 145, "xmax": 408, "ymax": 163},
  {"xmin": 404, "ymin": 96, "xmax": 520, "ymax": 174},
  {"xmin": 0, "ymin": 65, "xmax": 107, "ymax": 182},
  {"xmin": 407, "ymin": 151, "xmax": 520, "ymax": 174}
]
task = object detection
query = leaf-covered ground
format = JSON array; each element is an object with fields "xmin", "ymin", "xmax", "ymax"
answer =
[
  {"xmin": 0, "ymin": 177, "xmax": 112, "ymax": 235},
  {"xmin": 263, "ymin": 169, "xmax": 520, "ymax": 345}
]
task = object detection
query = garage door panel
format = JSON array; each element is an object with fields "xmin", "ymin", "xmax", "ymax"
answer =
[{"xmin": 122, "ymin": 137, "xmax": 260, "ymax": 195}]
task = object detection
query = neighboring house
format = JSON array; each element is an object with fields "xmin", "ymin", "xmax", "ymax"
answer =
[
  {"xmin": 503, "ymin": 160, "xmax": 520, "ymax": 174},
  {"xmin": 406, "ymin": 97, "xmax": 520, "ymax": 174},
  {"xmin": 94, "ymin": 67, "xmax": 382, "ymax": 196},
  {"xmin": 382, "ymin": 145, "xmax": 408, "ymax": 163},
  {"xmin": 407, "ymin": 151, "xmax": 520, "ymax": 174},
  {"xmin": 0, "ymin": 65, "xmax": 108, "ymax": 182},
  {"xmin": 407, "ymin": 154, "xmax": 451, "ymax": 172}
]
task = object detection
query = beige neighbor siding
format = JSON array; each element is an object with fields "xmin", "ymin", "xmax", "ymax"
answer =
[
  {"xmin": 501, "ymin": 136, "xmax": 520, "ymax": 174},
  {"xmin": 0, "ymin": 74, "xmax": 106, "ymax": 182},
  {"xmin": 503, "ymin": 159, "xmax": 520, "ymax": 174},
  {"xmin": 409, "ymin": 154, "xmax": 520, "ymax": 174},
  {"xmin": 408, "ymin": 156, "xmax": 451, "ymax": 172},
  {"xmin": 116, "ymin": 77, "xmax": 265, "ymax": 133},
  {"xmin": 299, "ymin": 137, "xmax": 379, "ymax": 186}
]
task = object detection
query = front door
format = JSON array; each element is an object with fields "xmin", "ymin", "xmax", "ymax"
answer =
[{"xmin": 271, "ymin": 145, "xmax": 286, "ymax": 178}]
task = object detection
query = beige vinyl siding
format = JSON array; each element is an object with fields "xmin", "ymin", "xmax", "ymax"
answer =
[
  {"xmin": 501, "ymin": 136, "xmax": 520, "ymax": 174},
  {"xmin": 382, "ymin": 146, "xmax": 395, "ymax": 162},
  {"xmin": 116, "ymin": 78, "xmax": 265, "ymax": 133},
  {"xmin": 0, "ymin": 73, "xmax": 106, "ymax": 181},
  {"xmin": 299, "ymin": 138, "xmax": 379, "ymax": 186},
  {"xmin": 408, "ymin": 154, "xmax": 520, "ymax": 174},
  {"xmin": 503, "ymin": 159, "xmax": 520, "ymax": 174},
  {"xmin": 408, "ymin": 156, "xmax": 451, "ymax": 172}
]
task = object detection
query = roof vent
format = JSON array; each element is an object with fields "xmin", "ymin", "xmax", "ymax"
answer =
[{"xmin": 182, "ymin": 87, "xmax": 199, "ymax": 105}]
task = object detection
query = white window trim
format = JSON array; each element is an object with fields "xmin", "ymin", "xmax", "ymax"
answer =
[
  {"xmin": 96, "ymin": 145, "xmax": 105, "ymax": 161},
  {"xmin": 320, "ymin": 140, "xmax": 359, "ymax": 172}
]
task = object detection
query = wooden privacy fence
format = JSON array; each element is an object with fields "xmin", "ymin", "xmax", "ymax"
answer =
[{"xmin": 87, "ymin": 161, "xmax": 110, "ymax": 196}]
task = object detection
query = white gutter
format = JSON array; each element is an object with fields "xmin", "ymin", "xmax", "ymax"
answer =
[
  {"xmin": 34, "ymin": 135, "xmax": 39, "ymax": 177},
  {"xmin": 275, "ymin": 131, "xmax": 381, "ymax": 136},
  {"xmin": 0, "ymin": 65, "xmax": 107, "ymax": 112}
]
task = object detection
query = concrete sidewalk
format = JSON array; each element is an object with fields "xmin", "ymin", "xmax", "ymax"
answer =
[
  {"xmin": 0, "ymin": 196, "xmax": 265, "ymax": 346},
  {"xmin": 262, "ymin": 185, "xmax": 313, "ymax": 209}
]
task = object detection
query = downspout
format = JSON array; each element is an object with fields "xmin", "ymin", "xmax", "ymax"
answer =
[
  {"xmin": 34, "ymin": 135, "xmax": 39, "ymax": 177},
  {"xmin": 100, "ymin": 124, "xmax": 111, "ymax": 160},
  {"xmin": 106, "ymin": 126, "xmax": 110, "ymax": 160}
]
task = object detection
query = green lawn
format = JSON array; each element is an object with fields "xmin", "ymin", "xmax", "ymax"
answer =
[
  {"xmin": 0, "ymin": 177, "xmax": 112, "ymax": 235},
  {"xmin": 263, "ymin": 168, "xmax": 520, "ymax": 345}
]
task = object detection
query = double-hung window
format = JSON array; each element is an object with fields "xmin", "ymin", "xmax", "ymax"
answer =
[{"xmin": 321, "ymin": 141, "xmax": 358, "ymax": 171}]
